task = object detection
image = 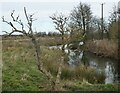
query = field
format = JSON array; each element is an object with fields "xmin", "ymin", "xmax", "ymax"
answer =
[
  {"xmin": 2, "ymin": 36, "xmax": 119, "ymax": 91},
  {"xmin": 1, "ymin": 0, "xmax": 120, "ymax": 92}
]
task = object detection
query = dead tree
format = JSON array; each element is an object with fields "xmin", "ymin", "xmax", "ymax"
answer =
[{"xmin": 2, "ymin": 7, "xmax": 63, "ymax": 90}]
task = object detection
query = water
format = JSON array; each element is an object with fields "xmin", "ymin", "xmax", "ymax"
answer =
[
  {"xmin": 67, "ymin": 50, "xmax": 119, "ymax": 84},
  {"xmin": 49, "ymin": 45, "xmax": 119, "ymax": 84}
]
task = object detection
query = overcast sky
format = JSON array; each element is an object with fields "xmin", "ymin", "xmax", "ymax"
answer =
[{"xmin": 0, "ymin": 0, "xmax": 119, "ymax": 35}]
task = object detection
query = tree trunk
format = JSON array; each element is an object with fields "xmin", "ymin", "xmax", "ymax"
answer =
[
  {"xmin": 31, "ymin": 36, "xmax": 55, "ymax": 89},
  {"xmin": 83, "ymin": 16, "xmax": 86, "ymax": 36},
  {"xmin": 61, "ymin": 33, "xmax": 65, "ymax": 51},
  {"xmin": 54, "ymin": 57, "xmax": 64, "ymax": 90}
]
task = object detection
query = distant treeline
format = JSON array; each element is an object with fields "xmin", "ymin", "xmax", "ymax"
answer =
[
  {"xmin": 35, "ymin": 32, "xmax": 61, "ymax": 37},
  {"xmin": 2, "ymin": 31, "xmax": 62, "ymax": 38}
]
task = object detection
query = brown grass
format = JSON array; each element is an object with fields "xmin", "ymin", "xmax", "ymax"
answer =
[
  {"xmin": 2, "ymin": 36, "xmax": 106, "ymax": 84},
  {"xmin": 85, "ymin": 39, "xmax": 118, "ymax": 59},
  {"xmin": 2, "ymin": 36, "xmax": 62, "ymax": 46}
]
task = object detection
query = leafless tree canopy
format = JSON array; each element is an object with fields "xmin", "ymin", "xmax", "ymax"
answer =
[
  {"xmin": 50, "ymin": 13, "xmax": 69, "ymax": 51},
  {"xmin": 50, "ymin": 14, "xmax": 69, "ymax": 34},
  {"xmin": 70, "ymin": 2, "xmax": 92, "ymax": 37}
]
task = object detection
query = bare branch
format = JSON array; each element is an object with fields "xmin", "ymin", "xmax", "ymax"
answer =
[
  {"xmin": 2, "ymin": 31, "xmax": 9, "ymax": 35},
  {"xmin": 2, "ymin": 17, "xmax": 17, "ymax": 30},
  {"xmin": 2, "ymin": 16, "xmax": 10, "ymax": 24},
  {"xmin": 16, "ymin": 15, "xmax": 19, "ymax": 21},
  {"xmin": 24, "ymin": 7, "xmax": 29, "ymax": 23},
  {"xmin": 18, "ymin": 20, "xmax": 24, "ymax": 30},
  {"xmin": 50, "ymin": 14, "xmax": 68, "ymax": 34},
  {"xmin": 10, "ymin": 10, "xmax": 25, "ymax": 31},
  {"xmin": 2, "ymin": 15, "xmax": 28, "ymax": 36},
  {"xmin": 11, "ymin": 10, "xmax": 16, "ymax": 21},
  {"xmin": 8, "ymin": 29, "xmax": 15, "ymax": 36},
  {"xmin": 24, "ymin": 7, "xmax": 34, "ymax": 35}
]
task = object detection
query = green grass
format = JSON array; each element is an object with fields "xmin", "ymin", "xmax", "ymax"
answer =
[
  {"xmin": 73, "ymin": 83, "xmax": 120, "ymax": 91},
  {"xmin": 2, "ymin": 42, "xmax": 68, "ymax": 91},
  {"xmin": 2, "ymin": 45, "xmax": 47, "ymax": 91},
  {"xmin": 63, "ymin": 80, "xmax": 119, "ymax": 91},
  {"xmin": 2, "ymin": 38, "xmax": 119, "ymax": 91}
]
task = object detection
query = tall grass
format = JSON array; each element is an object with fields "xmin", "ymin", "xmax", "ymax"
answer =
[
  {"xmin": 2, "ymin": 39, "xmax": 66, "ymax": 90},
  {"xmin": 85, "ymin": 39, "xmax": 118, "ymax": 59},
  {"xmin": 61, "ymin": 64, "xmax": 105, "ymax": 84},
  {"xmin": 40, "ymin": 47, "xmax": 105, "ymax": 84},
  {"xmin": 3, "ymin": 38, "xmax": 106, "ymax": 91},
  {"xmin": 2, "ymin": 42, "xmax": 46, "ymax": 91}
]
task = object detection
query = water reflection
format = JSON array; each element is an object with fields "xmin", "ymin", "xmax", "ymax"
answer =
[
  {"xmin": 49, "ymin": 45, "xmax": 118, "ymax": 84},
  {"xmin": 105, "ymin": 62, "xmax": 114, "ymax": 84},
  {"xmin": 67, "ymin": 50, "xmax": 118, "ymax": 84}
]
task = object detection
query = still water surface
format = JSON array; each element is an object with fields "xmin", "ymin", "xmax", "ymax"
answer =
[{"xmin": 49, "ymin": 45, "xmax": 119, "ymax": 84}]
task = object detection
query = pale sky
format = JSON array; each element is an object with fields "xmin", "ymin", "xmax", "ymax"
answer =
[{"xmin": 0, "ymin": 0, "xmax": 119, "ymax": 35}]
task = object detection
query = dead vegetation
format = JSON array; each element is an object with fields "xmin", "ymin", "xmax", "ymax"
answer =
[{"xmin": 85, "ymin": 39, "xmax": 118, "ymax": 59}]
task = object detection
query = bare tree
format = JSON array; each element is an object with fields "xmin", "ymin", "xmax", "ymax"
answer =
[
  {"xmin": 90, "ymin": 16, "xmax": 103, "ymax": 39},
  {"xmin": 50, "ymin": 13, "xmax": 68, "ymax": 51},
  {"xmin": 49, "ymin": 14, "xmax": 70, "ymax": 90},
  {"xmin": 2, "ymin": 7, "xmax": 63, "ymax": 90},
  {"xmin": 68, "ymin": 21, "xmax": 84, "ymax": 43},
  {"xmin": 70, "ymin": 2, "xmax": 92, "ymax": 41},
  {"xmin": 108, "ymin": 5, "xmax": 119, "ymax": 40},
  {"xmin": 108, "ymin": 5, "xmax": 118, "ymax": 25}
]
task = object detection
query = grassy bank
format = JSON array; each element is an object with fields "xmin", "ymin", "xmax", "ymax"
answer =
[
  {"xmin": 64, "ymin": 80, "xmax": 120, "ymax": 91},
  {"xmin": 2, "ymin": 43, "xmax": 46, "ymax": 91},
  {"xmin": 2, "ymin": 38, "xmax": 119, "ymax": 91},
  {"xmin": 85, "ymin": 39, "xmax": 118, "ymax": 59}
]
